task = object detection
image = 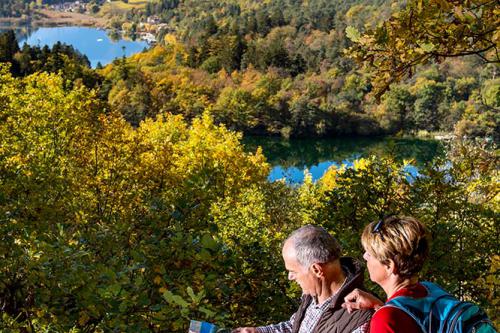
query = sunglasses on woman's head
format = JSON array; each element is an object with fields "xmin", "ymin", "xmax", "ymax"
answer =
[{"xmin": 372, "ymin": 219, "xmax": 385, "ymax": 241}]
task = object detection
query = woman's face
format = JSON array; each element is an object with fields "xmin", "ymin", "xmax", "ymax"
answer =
[{"xmin": 363, "ymin": 250, "xmax": 389, "ymax": 285}]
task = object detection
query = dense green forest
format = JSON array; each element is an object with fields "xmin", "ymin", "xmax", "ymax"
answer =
[{"xmin": 0, "ymin": 0, "xmax": 499, "ymax": 331}]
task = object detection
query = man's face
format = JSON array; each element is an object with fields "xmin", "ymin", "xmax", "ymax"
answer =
[{"xmin": 282, "ymin": 240, "xmax": 318, "ymax": 296}]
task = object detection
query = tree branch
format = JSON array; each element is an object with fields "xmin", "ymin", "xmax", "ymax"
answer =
[{"xmin": 430, "ymin": 43, "xmax": 498, "ymax": 60}]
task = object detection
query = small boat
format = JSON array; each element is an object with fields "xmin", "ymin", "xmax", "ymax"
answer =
[{"xmin": 97, "ymin": 38, "xmax": 103, "ymax": 42}]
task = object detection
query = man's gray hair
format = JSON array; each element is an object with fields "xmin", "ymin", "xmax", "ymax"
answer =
[{"xmin": 286, "ymin": 225, "xmax": 342, "ymax": 268}]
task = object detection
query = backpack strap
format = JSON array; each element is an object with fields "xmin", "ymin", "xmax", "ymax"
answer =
[
  {"xmin": 384, "ymin": 282, "xmax": 496, "ymax": 333},
  {"xmin": 383, "ymin": 281, "xmax": 454, "ymax": 333},
  {"xmin": 420, "ymin": 281, "xmax": 450, "ymax": 299}
]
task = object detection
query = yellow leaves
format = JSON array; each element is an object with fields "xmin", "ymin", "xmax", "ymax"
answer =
[
  {"xmin": 345, "ymin": 4, "xmax": 365, "ymax": 20},
  {"xmin": 464, "ymin": 172, "xmax": 500, "ymax": 208},
  {"xmin": 410, "ymin": 77, "xmax": 436, "ymax": 94},
  {"xmin": 1, "ymin": 68, "xmax": 283, "ymax": 329},
  {"xmin": 433, "ymin": 0, "xmax": 453, "ymax": 11},
  {"xmin": 416, "ymin": 42, "xmax": 436, "ymax": 54},
  {"xmin": 68, "ymin": 239, "xmax": 79, "ymax": 246},
  {"xmin": 353, "ymin": 158, "xmax": 371, "ymax": 171},
  {"xmin": 153, "ymin": 276, "xmax": 163, "ymax": 285},
  {"xmin": 319, "ymin": 164, "xmax": 341, "ymax": 190},
  {"xmin": 78, "ymin": 311, "xmax": 90, "ymax": 326},
  {"xmin": 347, "ymin": 0, "xmax": 499, "ymax": 97},
  {"xmin": 211, "ymin": 185, "xmax": 272, "ymax": 247},
  {"xmin": 169, "ymin": 111, "xmax": 268, "ymax": 190},
  {"xmin": 163, "ymin": 34, "xmax": 187, "ymax": 61},
  {"xmin": 239, "ymin": 67, "xmax": 263, "ymax": 90},
  {"xmin": 138, "ymin": 114, "xmax": 187, "ymax": 147},
  {"xmin": 416, "ymin": 0, "xmax": 423, "ymax": 13}
]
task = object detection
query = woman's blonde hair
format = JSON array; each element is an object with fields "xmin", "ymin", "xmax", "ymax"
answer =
[{"xmin": 361, "ymin": 216, "xmax": 430, "ymax": 279}]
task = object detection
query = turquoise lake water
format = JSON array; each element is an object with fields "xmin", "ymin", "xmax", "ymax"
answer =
[
  {"xmin": 8, "ymin": 26, "xmax": 149, "ymax": 68},
  {"xmin": 243, "ymin": 136, "xmax": 444, "ymax": 183}
]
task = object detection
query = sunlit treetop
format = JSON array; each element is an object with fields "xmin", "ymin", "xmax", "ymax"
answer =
[{"xmin": 346, "ymin": 0, "xmax": 500, "ymax": 99}]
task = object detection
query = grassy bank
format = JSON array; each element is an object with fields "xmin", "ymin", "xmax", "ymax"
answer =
[
  {"xmin": 34, "ymin": 9, "xmax": 106, "ymax": 27},
  {"xmin": 0, "ymin": 9, "xmax": 106, "ymax": 27},
  {"xmin": 99, "ymin": 0, "xmax": 149, "ymax": 16}
]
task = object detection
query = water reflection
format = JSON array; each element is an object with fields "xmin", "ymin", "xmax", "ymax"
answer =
[
  {"xmin": 243, "ymin": 136, "xmax": 444, "ymax": 183},
  {"xmin": 0, "ymin": 23, "xmax": 33, "ymax": 41}
]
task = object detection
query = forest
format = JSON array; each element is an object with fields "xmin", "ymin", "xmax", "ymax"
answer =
[
  {"xmin": 1, "ymin": 0, "xmax": 498, "ymax": 138},
  {"xmin": 0, "ymin": 0, "xmax": 499, "ymax": 331}
]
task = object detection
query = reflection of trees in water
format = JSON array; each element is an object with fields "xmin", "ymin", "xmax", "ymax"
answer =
[
  {"xmin": 243, "ymin": 136, "xmax": 444, "ymax": 169},
  {"xmin": 0, "ymin": 24, "xmax": 33, "ymax": 41},
  {"xmin": 108, "ymin": 30, "xmax": 121, "ymax": 42}
]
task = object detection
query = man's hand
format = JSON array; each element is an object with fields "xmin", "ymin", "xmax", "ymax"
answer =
[
  {"xmin": 341, "ymin": 288, "xmax": 384, "ymax": 313},
  {"xmin": 232, "ymin": 327, "xmax": 258, "ymax": 333}
]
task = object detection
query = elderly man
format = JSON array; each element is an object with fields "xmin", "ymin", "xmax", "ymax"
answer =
[{"xmin": 233, "ymin": 225, "xmax": 373, "ymax": 333}]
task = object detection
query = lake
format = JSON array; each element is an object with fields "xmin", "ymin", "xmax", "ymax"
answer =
[
  {"xmin": 1, "ymin": 25, "xmax": 149, "ymax": 68},
  {"xmin": 243, "ymin": 136, "xmax": 444, "ymax": 183}
]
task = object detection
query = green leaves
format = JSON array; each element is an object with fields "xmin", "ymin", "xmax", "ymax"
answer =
[
  {"xmin": 417, "ymin": 42, "xmax": 436, "ymax": 54},
  {"xmin": 161, "ymin": 287, "xmax": 218, "ymax": 321},
  {"xmin": 346, "ymin": 26, "xmax": 361, "ymax": 43},
  {"xmin": 200, "ymin": 234, "xmax": 218, "ymax": 251},
  {"xmin": 0, "ymin": 68, "xmax": 278, "ymax": 331},
  {"xmin": 163, "ymin": 290, "xmax": 190, "ymax": 308}
]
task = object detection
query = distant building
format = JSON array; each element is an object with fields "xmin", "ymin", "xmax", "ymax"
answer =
[
  {"xmin": 141, "ymin": 32, "xmax": 156, "ymax": 44},
  {"xmin": 146, "ymin": 15, "xmax": 160, "ymax": 24}
]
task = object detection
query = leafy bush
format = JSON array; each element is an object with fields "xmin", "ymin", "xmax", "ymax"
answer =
[{"xmin": 0, "ymin": 67, "xmax": 497, "ymax": 331}]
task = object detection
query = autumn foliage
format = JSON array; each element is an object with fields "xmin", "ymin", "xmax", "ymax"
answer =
[{"xmin": 0, "ymin": 65, "xmax": 498, "ymax": 331}]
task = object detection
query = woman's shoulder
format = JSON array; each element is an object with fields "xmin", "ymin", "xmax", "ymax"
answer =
[
  {"xmin": 369, "ymin": 284, "xmax": 428, "ymax": 333},
  {"xmin": 370, "ymin": 306, "xmax": 421, "ymax": 333},
  {"xmin": 373, "ymin": 306, "xmax": 414, "ymax": 322}
]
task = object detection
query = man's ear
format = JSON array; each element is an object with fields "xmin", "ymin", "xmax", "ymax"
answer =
[{"xmin": 310, "ymin": 263, "xmax": 324, "ymax": 278}]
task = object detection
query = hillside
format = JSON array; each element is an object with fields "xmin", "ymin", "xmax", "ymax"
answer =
[
  {"xmin": 92, "ymin": 0, "xmax": 498, "ymax": 138},
  {"xmin": 1, "ymin": 0, "xmax": 498, "ymax": 139}
]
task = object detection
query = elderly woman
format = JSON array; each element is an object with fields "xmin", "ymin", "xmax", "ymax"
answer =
[{"xmin": 342, "ymin": 216, "xmax": 495, "ymax": 333}]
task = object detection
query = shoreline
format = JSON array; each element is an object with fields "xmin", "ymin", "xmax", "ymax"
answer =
[{"xmin": 0, "ymin": 9, "xmax": 106, "ymax": 28}]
